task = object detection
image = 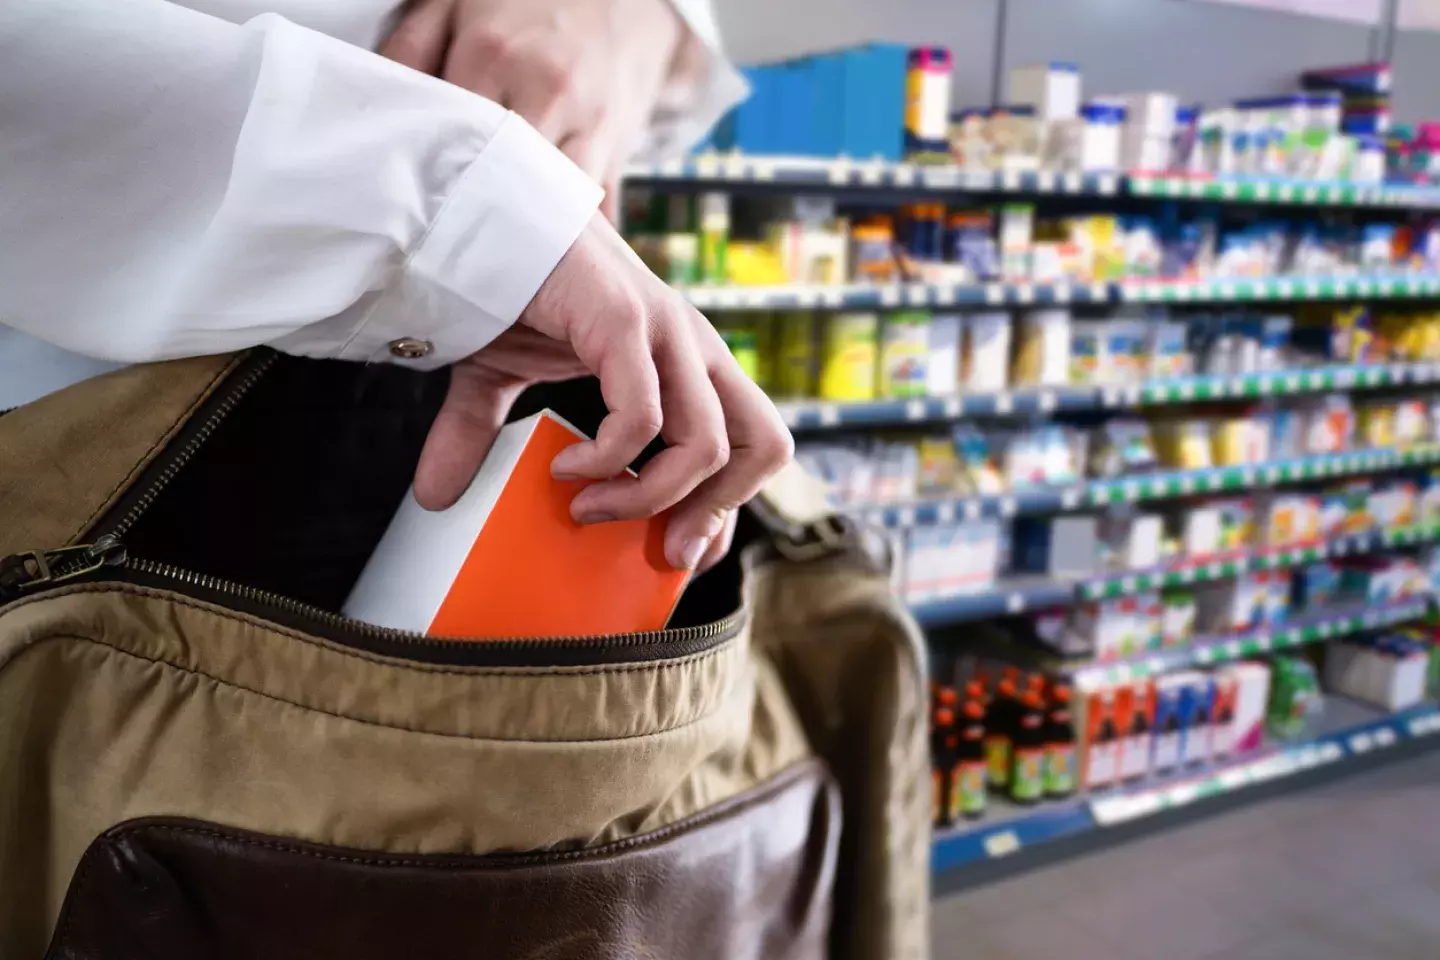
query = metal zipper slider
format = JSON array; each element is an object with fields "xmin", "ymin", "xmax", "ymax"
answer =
[{"xmin": 0, "ymin": 535, "xmax": 127, "ymax": 599}]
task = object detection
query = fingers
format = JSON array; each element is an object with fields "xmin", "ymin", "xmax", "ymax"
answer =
[
  {"xmin": 568, "ymin": 318, "xmax": 729, "ymax": 537},
  {"xmin": 695, "ymin": 508, "xmax": 737, "ymax": 574},
  {"xmin": 663, "ymin": 354, "xmax": 793, "ymax": 569},
  {"xmin": 549, "ymin": 314, "xmax": 663, "ymax": 483},
  {"xmin": 379, "ymin": 0, "xmax": 455, "ymax": 75},
  {"xmin": 413, "ymin": 365, "xmax": 524, "ymax": 511}
]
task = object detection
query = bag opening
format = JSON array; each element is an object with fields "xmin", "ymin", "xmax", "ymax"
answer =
[{"xmin": 112, "ymin": 351, "xmax": 745, "ymax": 636}]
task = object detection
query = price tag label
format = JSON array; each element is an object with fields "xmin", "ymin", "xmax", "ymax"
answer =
[
  {"xmin": 1350, "ymin": 732, "xmax": 1377, "ymax": 753},
  {"xmin": 1061, "ymin": 488, "xmax": 1082, "ymax": 510},
  {"xmin": 963, "ymin": 500, "xmax": 982, "ymax": 521},
  {"xmin": 1373, "ymin": 727, "xmax": 1397, "ymax": 748},
  {"xmin": 983, "ymin": 830, "xmax": 1021, "ymax": 858},
  {"xmin": 897, "ymin": 507, "xmax": 916, "ymax": 527},
  {"xmin": 1053, "ymin": 283, "xmax": 1072, "ymax": 303},
  {"xmin": 994, "ymin": 394, "xmax": 1015, "ymax": 415},
  {"xmin": 943, "ymin": 398, "xmax": 964, "ymax": 418},
  {"xmin": 1007, "ymin": 593, "xmax": 1026, "ymax": 614},
  {"xmin": 1000, "ymin": 497, "xmax": 1018, "ymax": 517},
  {"xmin": 905, "ymin": 400, "xmax": 926, "ymax": 421},
  {"xmin": 879, "ymin": 286, "xmax": 902, "ymax": 307},
  {"xmin": 985, "ymin": 285, "xmax": 1005, "ymax": 305},
  {"xmin": 818, "ymin": 405, "xmax": 840, "ymax": 427},
  {"xmin": 1016, "ymin": 284, "xmax": 1035, "ymax": 304},
  {"xmin": 936, "ymin": 502, "xmax": 956, "ymax": 523},
  {"xmin": 1039, "ymin": 392, "xmax": 1057, "ymax": 413}
]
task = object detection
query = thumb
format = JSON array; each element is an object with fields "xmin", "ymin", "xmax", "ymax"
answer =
[{"xmin": 413, "ymin": 365, "xmax": 525, "ymax": 510}]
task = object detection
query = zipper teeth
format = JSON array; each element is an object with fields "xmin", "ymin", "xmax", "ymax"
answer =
[
  {"xmin": 107, "ymin": 352, "xmax": 278, "ymax": 542},
  {"xmin": 124, "ymin": 556, "xmax": 740, "ymax": 651}
]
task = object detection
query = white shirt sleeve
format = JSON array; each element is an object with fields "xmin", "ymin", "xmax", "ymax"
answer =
[
  {"xmin": 640, "ymin": 0, "xmax": 750, "ymax": 160},
  {"xmin": 0, "ymin": 0, "xmax": 602, "ymax": 370}
]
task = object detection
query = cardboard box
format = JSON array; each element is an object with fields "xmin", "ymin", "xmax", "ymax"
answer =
[{"xmin": 1116, "ymin": 681, "xmax": 1156, "ymax": 782}]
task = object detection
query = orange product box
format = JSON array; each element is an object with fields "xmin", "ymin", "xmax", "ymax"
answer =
[
  {"xmin": 344, "ymin": 410, "xmax": 690, "ymax": 638},
  {"xmin": 1115, "ymin": 680, "xmax": 1156, "ymax": 783}
]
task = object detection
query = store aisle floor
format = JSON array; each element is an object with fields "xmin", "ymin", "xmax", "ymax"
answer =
[{"xmin": 931, "ymin": 749, "xmax": 1440, "ymax": 959}]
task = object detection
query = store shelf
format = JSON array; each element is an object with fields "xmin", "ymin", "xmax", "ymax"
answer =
[
  {"xmin": 681, "ymin": 274, "xmax": 1440, "ymax": 312},
  {"xmin": 1067, "ymin": 596, "xmax": 1430, "ymax": 691},
  {"xmin": 1128, "ymin": 173, "xmax": 1440, "ymax": 208},
  {"xmin": 682, "ymin": 280, "xmax": 1111, "ymax": 311},
  {"xmin": 1117, "ymin": 274, "xmax": 1440, "ymax": 304},
  {"xmin": 625, "ymin": 155, "xmax": 1440, "ymax": 209},
  {"xmin": 776, "ymin": 361, "xmax": 1440, "ymax": 431},
  {"xmin": 931, "ymin": 696, "xmax": 1440, "ymax": 876},
  {"xmin": 626, "ymin": 155, "xmax": 1121, "ymax": 195},
  {"xmin": 908, "ymin": 523, "xmax": 1440, "ymax": 628},
  {"xmin": 853, "ymin": 443, "xmax": 1440, "ymax": 529},
  {"xmin": 1078, "ymin": 522, "xmax": 1440, "ymax": 601}
]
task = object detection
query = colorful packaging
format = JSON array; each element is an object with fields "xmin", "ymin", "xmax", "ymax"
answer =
[
  {"xmin": 774, "ymin": 313, "xmax": 817, "ymax": 398},
  {"xmin": 818, "ymin": 313, "xmax": 879, "ymax": 401},
  {"xmin": 1267, "ymin": 656, "xmax": 1321, "ymax": 739},
  {"xmin": 879, "ymin": 311, "xmax": 931, "ymax": 398},
  {"xmin": 697, "ymin": 192, "xmax": 730, "ymax": 283},
  {"xmin": 1081, "ymin": 688, "xmax": 1121, "ymax": 790},
  {"xmin": 1150, "ymin": 677, "xmax": 1186, "ymax": 774},
  {"xmin": 1013, "ymin": 308, "xmax": 1072, "ymax": 387},
  {"xmin": 1116, "ymin": 681, "xmax": 1156, "ymax": 782}
]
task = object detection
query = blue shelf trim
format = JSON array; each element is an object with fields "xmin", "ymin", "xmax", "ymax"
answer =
[{"xmin": 930, "ymin": 701, "xmax": 1440, "ymax": 876}]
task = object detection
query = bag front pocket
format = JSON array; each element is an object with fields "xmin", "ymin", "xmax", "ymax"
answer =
[{"xmin": 46, "ymin": 759, "xmax": 838, "ymax": 960}]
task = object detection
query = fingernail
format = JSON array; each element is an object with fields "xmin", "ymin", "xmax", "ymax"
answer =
[
  {"xmin": 676, "ymin": 537, "xmax": 710, "ymax": 571},
  {"xmin": 577, "ymin": 512, "xmax": 616, "ymax": 525}
]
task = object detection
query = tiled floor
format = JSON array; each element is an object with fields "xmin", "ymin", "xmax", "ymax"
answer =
[{"xmin": 932, "ymin": 748, "xmax": 1440, "ymax": 959}]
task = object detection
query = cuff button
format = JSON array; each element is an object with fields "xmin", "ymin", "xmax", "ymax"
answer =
[{"xmin": 388, "ymin": 337, "xmax": 434, "ymax": 360}]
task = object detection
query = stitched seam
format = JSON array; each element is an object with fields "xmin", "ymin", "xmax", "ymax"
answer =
[
  {"xmin": 48, "ymin": 758, "xmax": 822, "ymax": 953},
  {"xmin": 2, "ymin": 582, "xmax": 738, "ymax": 678},
  {"xmin": 16, "ymin": 633, "xmax": 733, "ymax": 744},
  {"xmin": 67, "ymin": 355, "xmax": 245, "ymax": 544},
  {"xmin": 109, "ymin": 759, "xmax": 821, "ymax": 869}
]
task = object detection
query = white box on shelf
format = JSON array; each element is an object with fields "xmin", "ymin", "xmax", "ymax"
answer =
[{"xmin": 1008, "ymin": 62, "xmax": 1081, "ymax": 121}]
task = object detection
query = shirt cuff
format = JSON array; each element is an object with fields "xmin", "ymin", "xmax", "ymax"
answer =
[{"xmin": 337, "ymin": 112, "xmax": 604, "ymax": 369}]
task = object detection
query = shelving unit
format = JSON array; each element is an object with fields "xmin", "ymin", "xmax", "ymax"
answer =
[
  {"xmin": 908, "ymin": 524, "xmax": 1440, "ymax": 628},
  {"xmin": 681, "ymin": 274, "xmax": 1440, "ymax": 312},
  {"xmin": 624, "ymin": 150, "xmax": 1440, "ymax": 883},
  {"xmin": 854, "ymin": 443, "xmax": 1440, "ymax": 530},
  {"xmin": 930, "ymin": 697, "xmax": 1440, "ymax": 876},
  {"xmin": 627, "ymin": 156, "xmax": 1440, "ymax": 209},
  {"xmin": 776, "ymin": 361, "xmax": 1440, "ymax": 431}
]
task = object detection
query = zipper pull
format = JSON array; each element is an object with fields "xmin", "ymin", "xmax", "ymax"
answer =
[{"xmin": 0, "ymin": 535, "xmax": 127, "ymax": 599}]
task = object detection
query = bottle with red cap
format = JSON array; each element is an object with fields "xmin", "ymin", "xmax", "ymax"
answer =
[
  {"xmin": 1010, "ymin": 689, "xmax": 1048, "ymax": 804},
  {"xmin": 984, "ymin": 670, "xmax": 1021, "ymax": 788},
  {"xmin": 952, "ymin": 699, "xmax": 988, "ymax": 820},
  {"xmin": 1044, "ymin": 684, "xmax": 1077, "ymax": 798},
  {"xmin": 931, "ymin": 705, "xmax": 959, "ymax": 827}
]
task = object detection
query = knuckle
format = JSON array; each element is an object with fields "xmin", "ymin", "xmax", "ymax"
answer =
[
  {"xmin": 699, "ymin": 434, "xmax": 731, "ymax": 476},
  {"xmin": 757, "ymin": 424, "xmax": 795, "ymax": 469},
  {"xmin": 460, "ymin": 26, "xmax": 511, "ymax": 62}
]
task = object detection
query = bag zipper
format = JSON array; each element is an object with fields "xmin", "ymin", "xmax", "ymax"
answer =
[{"xmin": 0, "ymin": 350, "xmax": 742, "ymax": 667}]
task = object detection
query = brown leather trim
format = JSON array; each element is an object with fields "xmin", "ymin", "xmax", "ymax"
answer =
[{"xmin": 46, "ymin": 759, "xmax": 839, "ymax": 960}]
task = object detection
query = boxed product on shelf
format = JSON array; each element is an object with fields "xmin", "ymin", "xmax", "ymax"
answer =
[
  {"xmin": 1222, "ymin": 661, "xmax": 1272, "ymax": 754},
  {"xmin": 1115, "ymin": 678, "xmax": 1157, "ymax": 782},
  {"xmin": 926, "ymin": 314, "xmax": 964, "ymax": 395},
  {"xmin": 902, "ymin": 519, "xmax": 1006, "ymax": 603},
  {"xmin": 1325, "ymin": 634, "xmax": 1432, "ymax": 711},
  {"xmin": 818, "ymin": 312, "xmax": 880, "ymax": 401},
  {"xmin": 1161, "ymin": 590, "xmax": 1198, "ymax": 647},
  {"xmin": 879, "ymin": 311, "xmax": 930, "ymax": 398},
  {"xmin": 1012, "ymin": 515, "xmax": 1101, "ymax": 578},
  {"xmin": 1012, "ymin": 308, "xmax": 1072, "ymax": 387},
  {"xmin": 1099, "ymin": 508, "xmax": 1164, "ymax": 569}
]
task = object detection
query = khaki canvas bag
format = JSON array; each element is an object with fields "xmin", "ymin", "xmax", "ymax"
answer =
[{"xmin": 0, "ymin": 349, "xmax": 929, "ymax": 960}]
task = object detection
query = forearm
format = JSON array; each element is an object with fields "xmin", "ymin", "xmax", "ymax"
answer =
[{"xmin": 0, "ymin": 0, "xmax": 600, "ymax": 368}]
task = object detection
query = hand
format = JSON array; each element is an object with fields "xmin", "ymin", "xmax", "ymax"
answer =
[
  {"xmin": 383, "ymin": 0, "xmax": 687, "ymax": 220},
  {"xmin": 412, "ymin": 215, "xmax": 793, "ymax": 572}
]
